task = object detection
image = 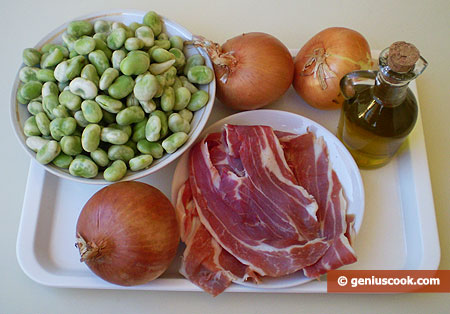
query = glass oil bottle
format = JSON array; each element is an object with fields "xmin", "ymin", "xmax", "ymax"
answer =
[{"xmin": 337, "ymin": 41, "xmax": 428, "ymax": 169}]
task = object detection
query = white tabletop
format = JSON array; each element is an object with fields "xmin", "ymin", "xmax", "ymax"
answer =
[{"xmin": 1, "ymin": 0, "xmax": 449, "ymax": 313}]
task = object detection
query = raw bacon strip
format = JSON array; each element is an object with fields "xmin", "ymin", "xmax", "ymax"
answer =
[
  {"xmin": 176, "ymin": 181, "xmax": 257, "ymax": 296},
  {"xmin": 189, "ymin": 126, "xmax": 329, "ymax": 277},
  {"xmin": 279, "ymin": 131, "xmax": 357, "ymax": 278}
]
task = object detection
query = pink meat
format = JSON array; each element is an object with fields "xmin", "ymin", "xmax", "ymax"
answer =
[
  {"xmin": 189, "ymin": 125, "xmax": 329, "ymax": 277},
  {"xmin": 176, "ymin": 181, "xmax": 258, "ymax": 296},
  {"xmin": 278, "ymin": 131, "xmax": 357, "ymax": 278}
]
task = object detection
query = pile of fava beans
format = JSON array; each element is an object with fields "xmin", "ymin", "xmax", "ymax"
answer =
[{"xmin": 17, "ymin": 11, "xmax": 214, "ymax": 181}]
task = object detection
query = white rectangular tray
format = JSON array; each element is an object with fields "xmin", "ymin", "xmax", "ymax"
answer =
[{"xmin": 16, "ymin": 57, "xmax": 440, "ymax": 294}]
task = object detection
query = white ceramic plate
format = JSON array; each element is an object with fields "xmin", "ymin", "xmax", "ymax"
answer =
[
  {"xmin": 171, "ymin": 109, "xmax": 365, "ymax": 289},
  {"xmin": 10, "ymin": 9, "xmax": 215, "ymax": 184}
]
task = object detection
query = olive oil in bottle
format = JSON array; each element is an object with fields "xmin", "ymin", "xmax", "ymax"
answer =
[{"xmin": 337, "ymin": 42, "xmax": 428, "ymax": 169}]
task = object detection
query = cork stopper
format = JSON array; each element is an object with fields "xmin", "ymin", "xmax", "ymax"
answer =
[{"xmin": 387, "ymin": 41, "xmax": 420, "ymax": 73}]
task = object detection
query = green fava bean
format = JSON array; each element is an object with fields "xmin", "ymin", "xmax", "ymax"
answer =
[
  {"xmin": 168, "ymin": 113, "xmax": 190, "ymax": 134},
  {"xmin": 81, "ymin": 100, "xmax": 102, "ymax": 123},
  {"xmin": 108, "ymin": 145, "xmax": 134, "ymax": 162},
  {"xmin": 154, "ymin": 39, "xmax": 170, "ymax": 50},
  {"xmin": 27, "ymin": 100, "xmax": 44, "ymax": 115},
  {"xmin": 150, "ymin": 110, "xmax": 169, "ymax": 138},
  {"xmin": 59, "ymin": 90, "xmax": 81, "ymax": 111},
  {"xmin": 135, "ymin": 26, "xmax": 154, "ymax": 47},
  {"xmin": 162, "ymin": 132, "xmax": 188, "ymax": 154},
  {"xmin": 67, "ymin": 20, "xmax": 93, "ymax": 38},
  {"xmin": 103, "ymin": 160, "xmax": 127, "ymax": 182},
  {"xmin": 60, "ymin": 135, "xmax": 82, "ymax": 155},
  {"xmin": 42, "ymin": 94, "xmax": 59, "ymax": 119},
  {"xmin": 49, "ymin": 117, "xmax": 76, "ymax": 140},
  {"xmin": 69, "ymin": 156, "xmax": 98, "ymax": 178},
  {"xmin": 161, "ymin": 86, "xmax": 175, "ymax": 112},
  {"xmin": 107, "ymin": 28, "xmax": 127, "ymax": 50},
  {"xmin": 74, "ymin": 36, "xmax": 96, "ymax": 55},
  {"xmin": 112, "ymin": 22, "xmax": 134, "ymax": 38},
  {"xmin": 134, "ymin": 73, "xmax": 159, "ymax": 101},
  {"xmin": 35, "ymin": 112, "xmax": 51, "ymax": 136},
  {"xmin": 74, "ymin": 110, "xmax": 89, "ymax": 127},
  {"xmin": 93, "ymin": 32, "xmax": 108, "ymax": 42},
  {"xmin": 116, "ymin": 106, "xmax": 145, "ymax": 126},
  {"xmin": 126, "ymin": 92, "xmax": 140, "ymax": 107},
  {"xmin": 124, "ymin": 37, "xmax": 144, "ymax": 51},
  {"xmin": 81, "ymin": 64, "xmax": 99, "ymax": 86},
  {"xmin": 145, "ymin": 115, "xmax": 161, "ymax": 142},
  {"xmin": 187, "ymin": 90, "xmax": 209, "ymax": 111},
  {"xmin": 169, "ymin": 36, "xmax": 184, "ymax": 50},
  {"xmin": 169, "ymin": 48, "xmax": 185, "ymax": 68},
  {"xmin": 129, "ymin": 22, "xmax": 143, "ymax": 32},
  {"xmin": 21, "ymin": 81, "xmax": 42, "ymax": 101},
  {"xmin": 149, "ymin": 59, "xmax": 175, "ymax": 75},
  {"xmin": 131, "ymin": 118, "xmax": 148, "ymax": 142},
  {"xmin": 67, "ymin": 56, "xmax": 88, "ymax": 80},
  {"xmin": 94, "ymin": 20, "xmax": 111, "ymax": 34},
  {"xmin": 24, "ymin": 116, "xmax": 41, "ymax": 136},
  {"xmin": 41, "ymin": 48, "xmax": 64, "ymax": 69},
  {"xmin": 179, "ymin": 76, "xmax": 199, "ymax": 94},
  {"xmin": 53, "ymin": 61, "xmax": 69, "ymax": 83},
  {"xmin": 42, "ymin": 81, "xmax": 59, "ymax": 97},
  {"xmin": 62, "ymin": 32, "xmax": 77, "ymax": 51},
  {"xmin": 187, "ymin": 65, "xmax": 214, "ymax": 85},
  {"xmin": 99, "ymin": 68, "xmax": 119, "ymax": 90},
  {"xmin": 174, "ymin": 87, "xmax": 191, "ymax": 111},
  {"xmin": 172, "ymin": 77, "xmax": 182, "ymax": 90},
  {"xmin": 101, "ymin": 127, "xmax": 129, "ymax": 145},
  {"xmin": 52, "ymin": 104, "xmax": 69, "ymax": 118},
  {"xmin": 36, "ymin": 140, "xmax": 61, "ymax": 164},
  {"xmin": 26, "ymin": 136, "xmax": 49, "ymax": 152},
  {"xmin": 184, "ymin": 54, "xmax": 205, "ymax": 76},
  {"xmin": 36, "ymin": 69, "xmax": 55, "ymax": 82},
  {"xmin": 136, "ymin": 140, "xmax": 164, "ymax": 158},
  {"xmin": 69, "ymin": 77, "xmax": 98, "ymax": 100},
  {"xmin": 109, "ymin": 123, "xmax": 132, "ymax": 137},
  {"xmin": 52, "ymin": 152, "xmax": 73, "ymax": 169},
  {"xmin": 23, "ymin": 48, "xmax": 41, "ymax": 67},
  {"xmin": 163, "ymin": 66, "xmax": 177, "ymax": 86},
  {"xmin": 111, "ymin": 50, "xmax": 126, "ymax": 70},
  {"xmin": 129, "ymin": 154, "xmax": 153, "ymax": 171},
  {"xmin": 143, "ymin": 11, "xmax": 162, "ymax": 36},
  {"xmin": 108, "ymin": 75, "xmax": 135, "ymax": 99},
  {"xmin": 19, "ymin": 66, "xmax": 39, "ymax": 83},
  {"xmin": 88, "ymin": 50, "xmax": 110, "ymax": 75},
  {"xmin": 120, "ymin": 51, "xmax": 150, "ymax": 76},
  {"xmin": 81, "ymin": 123, "xmax": 101, "ymax": 152},
  {"xmin": 90, "ymin": 148, "xmax": 109, "ymax": 167},
  {"xmin": 151, "ymin": 48, "xmax": 175, "ymax": 63},
  {"xmin": 94, "ymin": 37, "xmax": 112, "ymax": 59},
  {"xmin": 178, "ymin": 108, "xmax": 193, "ymax": 123},
  {"xmin": 95, "ymin": 95, "xmax": 123, "ymax": 113},
  {"xmin": 157, "ymin": 33, "xmax": 169, "ymax": 41}
]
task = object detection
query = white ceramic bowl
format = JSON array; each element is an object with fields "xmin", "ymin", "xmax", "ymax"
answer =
[
  {"xmin": 171, "ymin": 109, "xmax": 365, "ymax": 289},
  {"xmin": 10, "ymin": 9, "xmax": 215, "ymax": 184}
]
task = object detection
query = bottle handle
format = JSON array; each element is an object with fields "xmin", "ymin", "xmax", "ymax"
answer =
[{"xmin": 340, "ymin": 70, "xmax": 377, "ymax": 99}]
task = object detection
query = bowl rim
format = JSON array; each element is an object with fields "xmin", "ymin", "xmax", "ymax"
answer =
[{"xmin": 10, "ymin": 9, "xmax": 216, "ymax": 185}]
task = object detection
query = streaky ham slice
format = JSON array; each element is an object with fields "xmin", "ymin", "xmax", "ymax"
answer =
[
  {"xmin": 189, "ymin": 125, "xmax": 329, "ymax": 277},
  {"xmin": 278, "ymin": 131, "xmax": 357, "ymax": 278},
  {"xmin": 176, "ymin": 180, "xmax": 258, "ymax": 296}
]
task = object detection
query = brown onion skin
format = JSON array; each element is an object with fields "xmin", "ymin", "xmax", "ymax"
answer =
[
  {"xmin": 76, "ymin": 181, "xmax": 179, "ymax": 286},
  {"xmin": 293, "ymin": 27, "xmax": 372, "ymax": 110},
  {"xmin": 214, "ymin": 32, "xmax": 294, "ymax": 110}
]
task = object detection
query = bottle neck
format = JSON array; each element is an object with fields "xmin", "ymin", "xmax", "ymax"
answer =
[{"xmin": 373, "ymin": 72, "xmax": 409, "ymax": 107}]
